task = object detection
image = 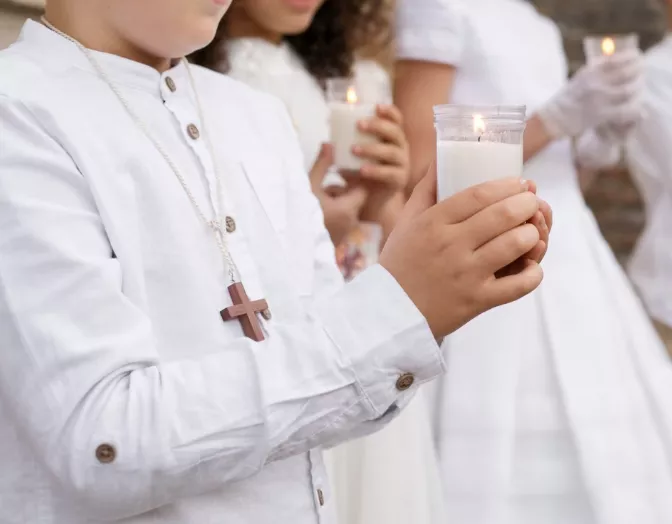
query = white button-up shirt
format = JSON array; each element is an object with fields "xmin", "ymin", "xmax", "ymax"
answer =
[
  {"xmin": 627, "ymin": 34, "xmax": 672, "ymax": 328},
  {"xmin": 0, "ymin": 21, "xmax": 443, "ymax": 524}
]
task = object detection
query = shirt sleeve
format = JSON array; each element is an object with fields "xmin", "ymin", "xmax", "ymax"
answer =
[
  {"xmin": 0, "ymin": 95, "xmax": 444, "ymax": 520},
  {"xmin": 396, "ymin": 0, "xmax": 469, "ymax": 66}
]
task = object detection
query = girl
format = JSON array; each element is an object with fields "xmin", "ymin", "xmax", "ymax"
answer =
[
  {"xmin": 395, "ymin": 1, "xmax": 672, "ymax": 523},
  {"xmin": 192, "ymin": 0, "xmax": 409, "ymax": 274},
  {"xmin": 193, "ymin": 2, "xmax": 446, "ymax": 523}
]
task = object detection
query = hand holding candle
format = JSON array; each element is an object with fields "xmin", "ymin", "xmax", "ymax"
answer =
[
  {"xmin": 537, "ymin": 48, "xmax": 643, "ymax": 139},
  {"xmin": 380, "ymin": 170, "xmax": 549, "ymax": 338},
  {"xmin": 352, "ymin": 103, "xmax": 411, "ymax": 226},
  {"xmin": 579, "ymin": 33, "xmax": 644, "ymax": 148},
  {"xmin": 352, "ymin": 103, "xmax": 410, "ymax": 188}
]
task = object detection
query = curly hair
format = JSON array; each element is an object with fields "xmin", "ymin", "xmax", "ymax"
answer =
[{"xmin": 191, "ymin": 0, "xmax": 391, "ymax": 84}]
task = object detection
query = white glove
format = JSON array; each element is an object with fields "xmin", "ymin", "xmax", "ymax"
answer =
[{"xmin": 538, "ymin": 49, "xmax": 644, "ymax": 139}]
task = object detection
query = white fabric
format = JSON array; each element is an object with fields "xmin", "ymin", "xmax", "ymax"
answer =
[
  {"xmin": 0, "ymin": 21, "xmax": 444, "ymax": 524},
  {"xmin": 574, "ymin": 128, "xmax": 622, "ymax": 171},
  {"xmin": 226, "ymin": 37, "xmax": 446, "ymax": 524},
  {"xmin": 396, "ymin": 0, "xmax": 468, "ymax": 66},
  {"xmin": 627, "ymin": 34, "xmax": 672, "ymax": 329},
  {"xmin": 397, "ymin": 1, "xmax": 672, "ymax": 524}
]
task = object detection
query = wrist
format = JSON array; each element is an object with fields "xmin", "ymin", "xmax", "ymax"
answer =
[
  {"xmin": 524, "ymin": 114, "xmax": 555, "ymax": 161},
  {"xmin": 362, "ymin": 190, "xmax": 405, "ymax": 239},
  {"xmin": 536, "ymin": 100, "xmax": 574, "ymax": 140}
]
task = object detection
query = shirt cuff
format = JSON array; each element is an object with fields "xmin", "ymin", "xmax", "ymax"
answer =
[{"xmin": 315, "ymin": 264, "xmax": 445, "ymax": 418}]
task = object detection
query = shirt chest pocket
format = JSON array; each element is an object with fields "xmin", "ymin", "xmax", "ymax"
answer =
[
  {"xmin": 238, "ymin": 155, "xmax": 288, "ymax": 236},
  {"xmin": 241, "ymin": 155, "xmax": 322, "ymax": 299}
]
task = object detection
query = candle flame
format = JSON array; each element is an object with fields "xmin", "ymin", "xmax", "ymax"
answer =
[
  {"xmin": 346, "ymin": 87, "xmax": 358, "ymax": 104},
  {"xmin": 601, "ymin": 37, "xmax": 616, "ymax": 56},
  {"xmin": 473, "ymin": 114, "xmax": 486, "ymax": 135}
]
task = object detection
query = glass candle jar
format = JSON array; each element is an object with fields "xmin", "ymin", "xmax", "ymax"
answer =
[
  {"xmin": 434, "ymin": 105, "xmax": 526, "ymax": 201},
  {"xmin": 326, "ymin": 78, "xmax": 380, "ymax": 172},
  {"xmin": 583, "ymin": 34, "xmax": 639, "ymax": 63}
]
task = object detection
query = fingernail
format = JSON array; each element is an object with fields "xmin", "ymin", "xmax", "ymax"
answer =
[
  {"xmin": 521, "ymin": 179, "xmax": 530, "ymax": 191},
  {"xmin": 358, "ymin": 121, "xmax": 369, "ymax": 130},
  {"xmin": 352, "ymin": 145, "xmax": 362, "ymax": 154}
]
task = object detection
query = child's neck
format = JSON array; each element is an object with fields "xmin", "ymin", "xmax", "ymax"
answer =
[
  {"xmin": 224, "ymin": 9, "xmax": 283, "ymax": 45},
  {"xmin": 43, "ymin": 9, "xmax": 173, "ymax": 72}
]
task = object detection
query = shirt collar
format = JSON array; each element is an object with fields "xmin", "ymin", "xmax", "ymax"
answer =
[{"xmin": 16, "ymin": 19, "xmax": 188, "ymax": 98}]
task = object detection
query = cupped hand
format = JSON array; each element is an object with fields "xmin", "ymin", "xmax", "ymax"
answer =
[{"xmin": 380, "ymin": 164, "xmax": 550, "ymax": 338}]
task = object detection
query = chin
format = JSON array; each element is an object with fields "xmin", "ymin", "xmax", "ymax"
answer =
[
  {"xmin": 276, "ymin": 14, "xmax": 315, "ymax": 36},
  {"xmin": 172, "ymin": 20, "xmax": 222, "ymax": 57}
]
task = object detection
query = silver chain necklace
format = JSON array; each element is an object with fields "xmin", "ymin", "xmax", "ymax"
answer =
[{"xmin": 41, "ymin": 17, "xmax": 240, "ymax": 284}]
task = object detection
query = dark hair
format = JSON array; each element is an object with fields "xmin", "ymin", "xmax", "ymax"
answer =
[{"xmin": 191, "ymin": 0, "xmax": 391, "ymax": 84}]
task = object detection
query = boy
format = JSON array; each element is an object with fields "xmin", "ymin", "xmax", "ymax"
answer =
[{"xmin": 0, "ymin": 0, "xmax": 550, "ymax": 522}]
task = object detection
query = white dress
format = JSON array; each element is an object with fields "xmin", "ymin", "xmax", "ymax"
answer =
[
  {"xmin": 627, "ymin": 35, "xmax": 672, "ymax": 329},
  {"xmin": 226, "ymin": 38, "xmax": 446, "ymax": 524},
  {"xmin": 397, "ymin": 1, "xmax": 672, "ymax": 524}
]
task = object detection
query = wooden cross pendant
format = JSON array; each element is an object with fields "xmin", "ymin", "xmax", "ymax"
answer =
[{"xmin": 220, "ymin": 282, "xmax": 269, "ymax": 342}]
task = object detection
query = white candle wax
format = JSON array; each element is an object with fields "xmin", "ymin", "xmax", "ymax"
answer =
[
  {"xmin": 329, "ymin": 101, "xmax": 378, "ymax": 171},
  {"xmin": 437, "ymin": 140, "xmax": 523, "ymax": 201}
]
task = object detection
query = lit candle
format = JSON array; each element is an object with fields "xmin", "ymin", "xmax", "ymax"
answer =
[
  {"xmin": 583, "ymin": 34, "xmax": 639, "ymax": 63},
  {"xmin": 434, "ymin": 106, "xmax": 526, "ymax": 201},
  {"xmin": 601, "ymin": 37, "xmax": 616, "ymax": 57},
  {"xmin": 327, "ymin": 80, "xmax": 379, "ymax": 172}
]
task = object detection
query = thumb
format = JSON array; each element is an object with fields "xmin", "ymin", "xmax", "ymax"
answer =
[
  {"xmin": 398, "ymin": 160, "xmax": 437, "ymax": 222},
  {"xmin": 309, "ymin": 143, "xmax": 334, "ymax": 190}
]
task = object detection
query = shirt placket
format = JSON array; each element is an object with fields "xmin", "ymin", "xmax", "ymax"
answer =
[
  {"xmin": 309, "ymin": 449, "xmax": 333, "ymax": 524},
  {"xmin": 158, "ymin": 70, "xmax": 271, "ymax": 329}
]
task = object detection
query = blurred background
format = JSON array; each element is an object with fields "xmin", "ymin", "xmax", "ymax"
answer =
[{"xmin": 1, "ymin": 0, "xmax": 667, "ymax": 265}]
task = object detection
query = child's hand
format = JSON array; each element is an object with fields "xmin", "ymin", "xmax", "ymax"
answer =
[
  {"xmin": 310, "ymin": 144, "xmax": 368, "ymax": 246},
  {"xmin": 380, "ymin": 166, "xmax": 546, "ymax": 338},
  {"xmin": 349, "ymin": 104, "xmax": 410, "ymax": 227},
  {"xmin": 351, "ymin": 104, "xmax": 410, "ymax": 192}
]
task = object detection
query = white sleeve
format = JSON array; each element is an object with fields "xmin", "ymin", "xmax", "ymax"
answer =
[
  {"xmin": 0, "ymin": 96, "xmax": 444, "ymax": 520},
  {"xmin": 627, "ymin": 63, "xmax": 672, "ymax": 186},
  {"xmin": 396, "ymin": 0, "xmax": 469, "ymax": 66}
]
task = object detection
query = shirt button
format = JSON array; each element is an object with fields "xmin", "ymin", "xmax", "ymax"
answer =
[
  {"xmin": 95, "ymin": 443, "xmax": 116, "ymax": 464},
  {"xmin": 225, "ymin": 216, "xmax": 236, "ymax": 233},
  {"xmin": 396, "ymin": 373, "xmax": 415, "ymax": 391},
  {"xmin": 317, "ymin": 488, "xmax": 325, "ymax": 506},
  {"xmin": 261, "ymin": 308, "xmax": 272, "ymax": 321},
  {"xmin": 165, "ymin": 76, "xmax": 177, "ymax": 92},
  {"xmin": 187, "ymin": 123, "xmax": 200, "ymax": 140}
]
